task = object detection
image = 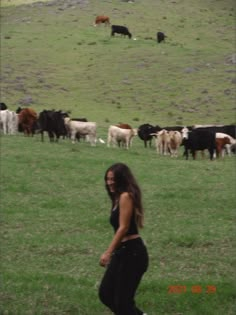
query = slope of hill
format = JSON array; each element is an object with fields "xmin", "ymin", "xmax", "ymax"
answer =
[{"xmin": 1, "ymin": 0, "xmax": 235, "ymax": 127}]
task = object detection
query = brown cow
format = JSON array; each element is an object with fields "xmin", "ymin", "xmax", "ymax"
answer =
[
  {"xmin": 115, "ymin": 123, "xmax": 132, "ymax": 129},
  {"xmin": 17, "ymin": 108, "xmax": 37, "ymax": 136},
  {"xmin": 215, "ymin": 137, "xmax": 231, "ymax": 158},
  {"xmin": 94, "ymin": 15, "xmax": 110, "ymax": 26}
]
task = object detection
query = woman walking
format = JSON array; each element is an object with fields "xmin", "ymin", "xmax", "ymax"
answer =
[{"xmin": 99, "ymin": 163, "xmax": 149, "ymax": 315}]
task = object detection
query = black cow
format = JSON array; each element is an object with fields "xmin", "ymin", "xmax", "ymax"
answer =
[
  {"xmin": 0, "ymin": 102, "xmax": 7, "ymax": 110},
  {"xmin": 138, "ymin": 123, "xmax": 162, "ymax": 148},
  {"xmin": 157, "ymin": 32, "xmax": 166, "ymax": 43},
  {"xmin": 111, "ymin": 25, "xmax": 132, "ymax": 39},
  {"xmin": 193, "ymin": 124, "xmax": 236, "ymax": 139},
  {"xmin": 181, "ymin": 127, "xmax": 216, "ymax": 160},
  {"xmin": 37, "ymin": 110, "xmax": 68, "ymax": 142}
]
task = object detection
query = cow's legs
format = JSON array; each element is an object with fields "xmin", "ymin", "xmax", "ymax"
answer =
[
  {"xmin": 41, "ymin": 131, "xmax": 44, "ymax": 142},
  {"xmin": 71, "ymin": 131, "xmax": 76, "ymax": 144},
  {"xmin": 209, "ymin": 148, "xmax": 214, "ymax": 160}
]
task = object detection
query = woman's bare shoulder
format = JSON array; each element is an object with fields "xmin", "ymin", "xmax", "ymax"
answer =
[{"xmin": 119, "ymin": 192, "xmax": 132, "ymax": 203}]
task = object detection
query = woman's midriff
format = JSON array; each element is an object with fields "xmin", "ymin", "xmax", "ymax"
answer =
[{"xmin": 121, "ymin": 234, "xmax": 140, "ymax": 242}]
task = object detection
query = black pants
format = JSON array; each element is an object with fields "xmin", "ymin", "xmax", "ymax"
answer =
[{"xmin": 99, "ymin": 237, "xmax": 149, "ymax": 315}]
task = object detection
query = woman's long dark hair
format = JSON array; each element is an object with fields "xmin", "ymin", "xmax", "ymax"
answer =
[{"xmin": 104, "ymin": 163, "xmax": 144, "ymax": 228}]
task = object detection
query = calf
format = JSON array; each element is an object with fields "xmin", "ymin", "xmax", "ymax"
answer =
[
  {"xmin": 111, "ymin": 25, "xmax": 132, "ymax": 39},
  {"xmin": 168, "ymin": 130, "xmax": 182, "ymax": 157},
  {"xmin": 151, "ymin": 129, "xmax": 183, "ymax": 157},
  {"xmin": 216, "ymin": 132, "xmax": 236, "ymax": 156},
  {"xmin": 154, "ymin": 129, "xmax": 170, "ymax": 155},
  {"xmin": 215, "ymin": 137, "xmax": 231, "ymax": 158}
]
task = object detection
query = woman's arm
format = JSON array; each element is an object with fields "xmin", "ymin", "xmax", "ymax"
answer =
[{"xmin": 100, "ymin": 192, "xmax": 133, "ymax": 267}]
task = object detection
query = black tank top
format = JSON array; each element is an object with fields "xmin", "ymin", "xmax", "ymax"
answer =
[{"xmin": 110, "ymin": 204, "xmax": 138, "ymax": 235}]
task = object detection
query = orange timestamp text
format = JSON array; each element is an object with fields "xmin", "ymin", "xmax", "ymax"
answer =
[{"xmin": 168, "ymin": 285, "xmax": 216, "ymax": 294}]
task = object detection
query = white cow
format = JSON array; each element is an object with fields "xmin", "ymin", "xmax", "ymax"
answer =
[
  {"xmin": 0, "ymin": 110, "xmax": 10, "ymax": 134},
  {"xmin": 0, "ymin": 110, "xmax": 19, "ymax": 135},
  {"xmin": 168, "ymin": 130, "xmax": 182, "ymax": 157},
  {"xmin": 8, "ymin": 111, "xmax": 18, "ymax": 134},
  {"xmin": 107, "ymin": 125, "xmax": 137, "ymax": 149},
  {"xmin": 153, "ymin": 129, "xmax": 170, "ymax": 155},
  {"xmin": 64, "ymin": 117, "xmax": 97, "ymax": 146},
  {"xmin": 151, "ymin": 129, "xmax": 182, "ymax": 157}
]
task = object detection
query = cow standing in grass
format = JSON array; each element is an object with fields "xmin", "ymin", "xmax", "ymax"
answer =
[
  {"xmin": 115, "ymin": 123, "xmax": 136, "ymax": 147},
  {"xmin": 64, "ymin": 117, "xmax": 97, "ymax": 146},
  {"xmin": 137, "ymin": 123, "xmax": 162, "ymax": 148},
  {"xmin": 181, "ymin": 127, "xmax": 216, "ymax": 160},
  {"xmin": 107, "ymin": 125, "xmax": 137, "ymax": 149},
  {"xmin": 17, "ymin": 107, "xmax": 38, "ymax": 136},
  {"xmin": 111, "ymin": 25, "xmax": 132, "ymax": 39},
  {"xmin": 37, "ymin": 110, "xmax": 67, "ymax": 142},
  {"xmin": 168, "ymin": 130, "xmax": 182, "ymax": 157},
  {"xmin": 157, "ymin": 32, "xmax": 166, "ymax": 43},
  {"xmin": 94, "ymin": 16, "xmax": 110, "ymax": 26}
]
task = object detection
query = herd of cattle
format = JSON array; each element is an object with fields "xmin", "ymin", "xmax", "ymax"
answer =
[
  {"xmin": 94, "ymin": 15, "xmax": 166, "ymax": 43},
  {"xmin": 0, "ymin": 102, "xmax": 236, "ymax": 160}
]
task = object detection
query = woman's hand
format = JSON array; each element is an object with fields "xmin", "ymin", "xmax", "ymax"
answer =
[{"xmin": 99, "ymin": 251, "xmax": 111, "ymax": 267}]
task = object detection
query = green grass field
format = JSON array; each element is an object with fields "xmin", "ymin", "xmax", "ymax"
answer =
[
  {"xmin": 1, "ymin": 134, "xmax": 236, "ymax": 314},
  {"xmin": 1, "ymin": 0, "xmax": 236, "ymax": 314}
]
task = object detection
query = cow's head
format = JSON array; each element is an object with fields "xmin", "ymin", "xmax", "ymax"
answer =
[
  {"xmin": 64, "ymin": 117, "xmax": 71, "ymax": 125},
  {"xmin": 181, "ymin": 127, "xmax": 189, "ymax": 139},
  {"xmin": 132, "ymin": 128, "xmax": 138, "ymax": 136}
]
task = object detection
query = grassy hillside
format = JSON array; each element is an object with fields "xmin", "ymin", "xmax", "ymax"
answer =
[{"xmin": 1, "ymin": 0, "xmax": 235, "ymax": 129}]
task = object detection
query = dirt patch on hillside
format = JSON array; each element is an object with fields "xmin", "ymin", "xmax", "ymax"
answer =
[{"xmin": 31, "ymin": 0, "xmax": 89, "ymax": 9}]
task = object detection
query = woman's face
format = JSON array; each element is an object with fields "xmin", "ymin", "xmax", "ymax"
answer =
[{"xmin": 106, "ymin": 170, "xmax": 115, "ymax": 193}]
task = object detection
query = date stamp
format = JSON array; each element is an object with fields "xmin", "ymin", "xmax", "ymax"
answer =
[{"xmin": 168, "ymin": 285, "xmax": 216, "ymax": 294}]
